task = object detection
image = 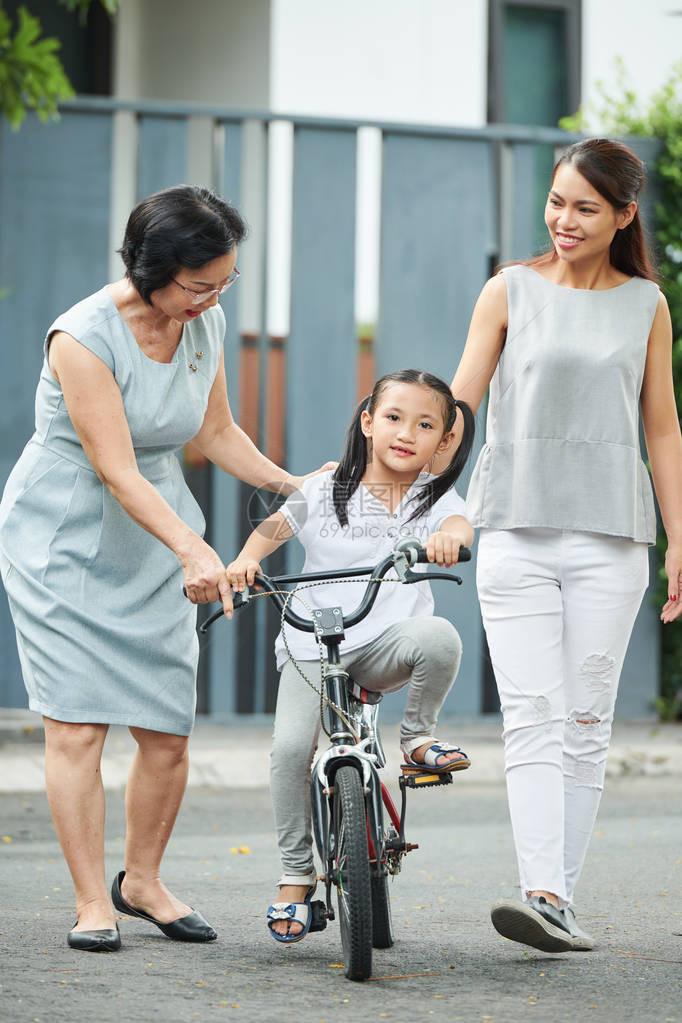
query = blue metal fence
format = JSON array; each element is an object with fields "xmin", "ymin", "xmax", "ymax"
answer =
[{"xmin": 0, "ymin": 97, "xmax": 662, "ymax": 717}]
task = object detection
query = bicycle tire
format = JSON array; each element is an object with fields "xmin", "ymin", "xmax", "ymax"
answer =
[
  {"xmin": 332, "ymin": 765, "xmax": 373, "ymax": 981},
  {"xmin": 370, "ymin": 870, "xmax": 394, "ymax": 948}
]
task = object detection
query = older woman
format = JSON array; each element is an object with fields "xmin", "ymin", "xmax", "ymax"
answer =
[{"xmin": 0, "ymin": 185, "xmax": 320, "ymax": 952}]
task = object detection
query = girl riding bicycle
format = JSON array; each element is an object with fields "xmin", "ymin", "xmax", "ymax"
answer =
[{"xmin": 225, "ymin": 369, "xmax": 475, "ymax": 942}]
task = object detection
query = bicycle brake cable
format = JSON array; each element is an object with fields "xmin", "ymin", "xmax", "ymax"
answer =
[
  {"xmin": 234, "ymin": 574, "xmax": 408, "ymax": 740},
  {"xmin": 275, "ymin": 574, "xmax": 409, "ymax": 740},
  {"xmin": 230, "ymin": 582, "xmax": 356, "ymax": 736}
]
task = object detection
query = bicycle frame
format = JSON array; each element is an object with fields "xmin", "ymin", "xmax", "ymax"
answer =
[
  {"xmin": 286, "ymin": 553, "xmax": 465, "ymax": 917},
  {"xmin": 309, "ymin": 657, "xmax": 388, "ymax": 920}
]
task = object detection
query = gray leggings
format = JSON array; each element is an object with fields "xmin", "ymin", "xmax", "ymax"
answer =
[{"xmin": 270, "ymin": 615, "xmax": 462, "ymax": 884}]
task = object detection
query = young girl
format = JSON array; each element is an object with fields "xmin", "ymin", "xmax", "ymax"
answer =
[
  {"xmin": 450, "ymin": 138, "xmax": 682, "ymax": 952},
  {"xmin": 225, "ymin": 369, "xmax": 475, "ymax": 942}
]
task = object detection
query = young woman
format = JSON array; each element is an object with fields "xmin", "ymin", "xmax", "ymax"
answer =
[
  {"xmin": 450, "ymin": 138, "xmax": 682, "ymax": 952},
  {"xmin": 224, "ymin": 369, "xmax": 475, "ymax": 942}
]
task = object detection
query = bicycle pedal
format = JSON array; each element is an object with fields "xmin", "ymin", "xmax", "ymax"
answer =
[
  {"xmin": 401, "ymin": 769, "xmax": 454, "ymax": 788},
  {"xmin": 308, "ymin": 900, "xmax": 328, "ymax": 932}
]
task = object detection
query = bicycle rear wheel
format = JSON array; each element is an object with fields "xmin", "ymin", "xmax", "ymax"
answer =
[
  {"xmin": 370, "ymin": 870, "xmax": 394, "ymax": 948},
  {"xmin": 332, "ymin": 765, "xmax": 373, "ymax": 981}
]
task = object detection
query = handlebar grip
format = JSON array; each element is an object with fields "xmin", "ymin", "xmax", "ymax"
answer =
[
  {"xmin": 183, "ymin": 586, "xmax": 250, "ymax": 608},
  {"xmin": 415, "ymin": 545, "xmax": 471, "ymax": 564}
]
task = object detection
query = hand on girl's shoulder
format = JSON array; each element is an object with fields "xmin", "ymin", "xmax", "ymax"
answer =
[
  {"xmin": 291, "ymin": 467, "xmax": 336, "ymax": 497},
  {"xmin": 288, "ymin": 463, "xmax": 337, "ymax": 495}
]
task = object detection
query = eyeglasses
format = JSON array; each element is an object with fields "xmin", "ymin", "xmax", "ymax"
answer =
[{"xmin": 173, "ymin": 267, "xmax": 240, "ymax": 304}]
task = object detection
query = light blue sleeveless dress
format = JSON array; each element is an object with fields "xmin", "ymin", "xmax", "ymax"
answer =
[{"xmin": 0, "ymin": 288, "xmax": 225, "ymax": 735}]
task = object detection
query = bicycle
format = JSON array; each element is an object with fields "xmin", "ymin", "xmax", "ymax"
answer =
[{"xmin": 201, "ymin": 535, "xmax": 470, "ymax": 981}]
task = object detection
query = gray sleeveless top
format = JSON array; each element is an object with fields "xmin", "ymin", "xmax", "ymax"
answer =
[{"xmin": 466, "ymin": 265, "xmax": 660, "ymax": 543}]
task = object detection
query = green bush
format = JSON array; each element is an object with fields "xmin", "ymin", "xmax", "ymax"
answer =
[{"xmin": 561, "ymin": 60, "xmax": 682, "ymax": 720}]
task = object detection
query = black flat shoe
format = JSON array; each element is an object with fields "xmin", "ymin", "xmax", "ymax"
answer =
[
  {"xmin": 111, "ymin": 871, "xmax": 217, "ymax": 942},
  {"xmin": 68, "ymin": 923, "xmax": 121, "ymax": 952},
  {"xmin": 491, "ymin": 896, "xmax": 574, "ymax": 953}
]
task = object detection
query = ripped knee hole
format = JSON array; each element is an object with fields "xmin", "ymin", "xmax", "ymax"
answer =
[{"xmin": 569, "ymin": 710, "xmax": 601, "ymax": 727}]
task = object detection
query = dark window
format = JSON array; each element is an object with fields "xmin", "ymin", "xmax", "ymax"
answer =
[
  {"xmin": 488, "ymin": 0, "xmax": 582, "ymax": 254},
  {"xmin": 488, "ymin": 0, "xmax": 581, "ymax": 126}
]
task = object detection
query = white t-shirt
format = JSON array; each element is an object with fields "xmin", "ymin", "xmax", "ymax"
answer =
[{"xmin": 273, "ymin": 470, "xmax": 467, "ymax": 668}]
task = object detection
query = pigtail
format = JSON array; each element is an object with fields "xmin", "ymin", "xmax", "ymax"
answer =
[
  {"xmin": 406, "ymin": 398, "xmax": 475, "ymax": 523},
  {"xmin": 333, "ymin": 395, "xmax": 371, "ymax": 527},
  {"xmin": 447, "ymin": 399, "xmax": 476, "ymax": 484}
]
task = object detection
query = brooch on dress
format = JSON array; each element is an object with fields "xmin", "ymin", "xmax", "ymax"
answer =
[{"xmin": 188, "ymin": 352, "xmax": 203, "ymax": 373}]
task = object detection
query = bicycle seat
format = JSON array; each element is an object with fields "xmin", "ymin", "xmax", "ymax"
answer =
[{"xmin": 346, "ymin": 677, "xmax": 382, "ymax": 706}]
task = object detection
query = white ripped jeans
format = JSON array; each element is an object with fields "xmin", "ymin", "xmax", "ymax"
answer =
[{"xmin": 477, "ymin": 528, "xmax": 649, "ymax": 907}]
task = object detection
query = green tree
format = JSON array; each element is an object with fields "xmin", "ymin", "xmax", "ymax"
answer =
[
  {"xmin": 561, "ymin": 59, "xmax": 682, "ymax": 720},
  {"xmin": 0, "ymin": 0, "xmax": 117, "ymax": 128}
]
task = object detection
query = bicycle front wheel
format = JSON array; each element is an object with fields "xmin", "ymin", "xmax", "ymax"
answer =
[
  {"xmin": 370, "ymin": 870, "xmax": 394, "ymax": 948},
  {"xmin": 332, "ymin": 765, "xmax": 373, "ymax": 981}
]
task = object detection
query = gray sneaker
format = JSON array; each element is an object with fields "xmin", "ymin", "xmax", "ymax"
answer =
[
  {"xmin": 490, "ymin": 896, "xmax": 574, "ymax": 953},
  {"xmin": 562, "ymin": 906, "xmax": 596, "ymax": 951}
]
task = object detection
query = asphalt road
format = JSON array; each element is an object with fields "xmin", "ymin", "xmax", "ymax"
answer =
[{"xmin": 0, "ymin": 777, "xmax": 680, "ymax": 1023}]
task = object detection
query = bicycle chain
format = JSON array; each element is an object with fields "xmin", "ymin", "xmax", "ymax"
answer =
[{"xmin": 241, "ymin": 575, "xmax": 405, "ymax": 739}]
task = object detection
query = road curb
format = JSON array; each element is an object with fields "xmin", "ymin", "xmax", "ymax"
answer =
[{"xmin": 0, "ymin": 713, "xmax": 680, "ymax": 792}]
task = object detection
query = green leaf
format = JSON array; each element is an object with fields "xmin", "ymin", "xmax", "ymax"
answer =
[
  {"xmin": 57, "ymin": 0, "xmax": 119, "ymax": 25},
  {"xmin": 0, "ymin": 6, "xmax": 75, "ymax": 128}
]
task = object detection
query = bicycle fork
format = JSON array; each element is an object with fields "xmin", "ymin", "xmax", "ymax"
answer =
[{"xmin": 311, "ymin": 643, "xmax": 420, "ymax": 920}]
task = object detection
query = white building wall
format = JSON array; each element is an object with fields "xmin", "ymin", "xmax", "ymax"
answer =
[
  {"xmin": 111, "ymin": 0, "xmax": 682, "ymax": 130},
  {"xmin": 270, "ymin": 0, "xmax": 488, "ymax": 126},
  {"xmin": 582, "ymin": 0, "xmax": 682, "ymax": 117},
  {"xmin": 113, "ymin": 0, "xmax": 271, "ymax": 106}
]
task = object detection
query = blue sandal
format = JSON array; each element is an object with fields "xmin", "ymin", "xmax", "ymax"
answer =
[
  {"xmin": 267, "ymin": 888, "xmax": 314, "ymax": 944},
  {"xmin": 403, "ymin": 742, "xmax": 471, "ymax": 774}
]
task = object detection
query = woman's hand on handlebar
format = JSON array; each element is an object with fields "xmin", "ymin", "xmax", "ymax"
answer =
[
  {"xmin": 425, "ymin": 530, "xmax": 463, "ymax": 568},
  {"xmin": 225, "ymin": 554, "xmax": 263, "ymax": 593},
  {"xmin": 179, "ymin": 536, "xmax": 234, "ymax": 617}
]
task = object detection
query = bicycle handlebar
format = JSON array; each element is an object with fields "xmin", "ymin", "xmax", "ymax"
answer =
[{"xmin": 198, "ymin": 539, "xmax": 470, "ymax": 635}]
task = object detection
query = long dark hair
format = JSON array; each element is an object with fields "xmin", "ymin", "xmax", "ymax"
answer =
[
  {"xmin": 526, "ymin": 137, "xmax": 657, "ymax": 282},
  {"xmin": 332, "ymin": 369, "xmax": 475, "ymax": 527}
]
